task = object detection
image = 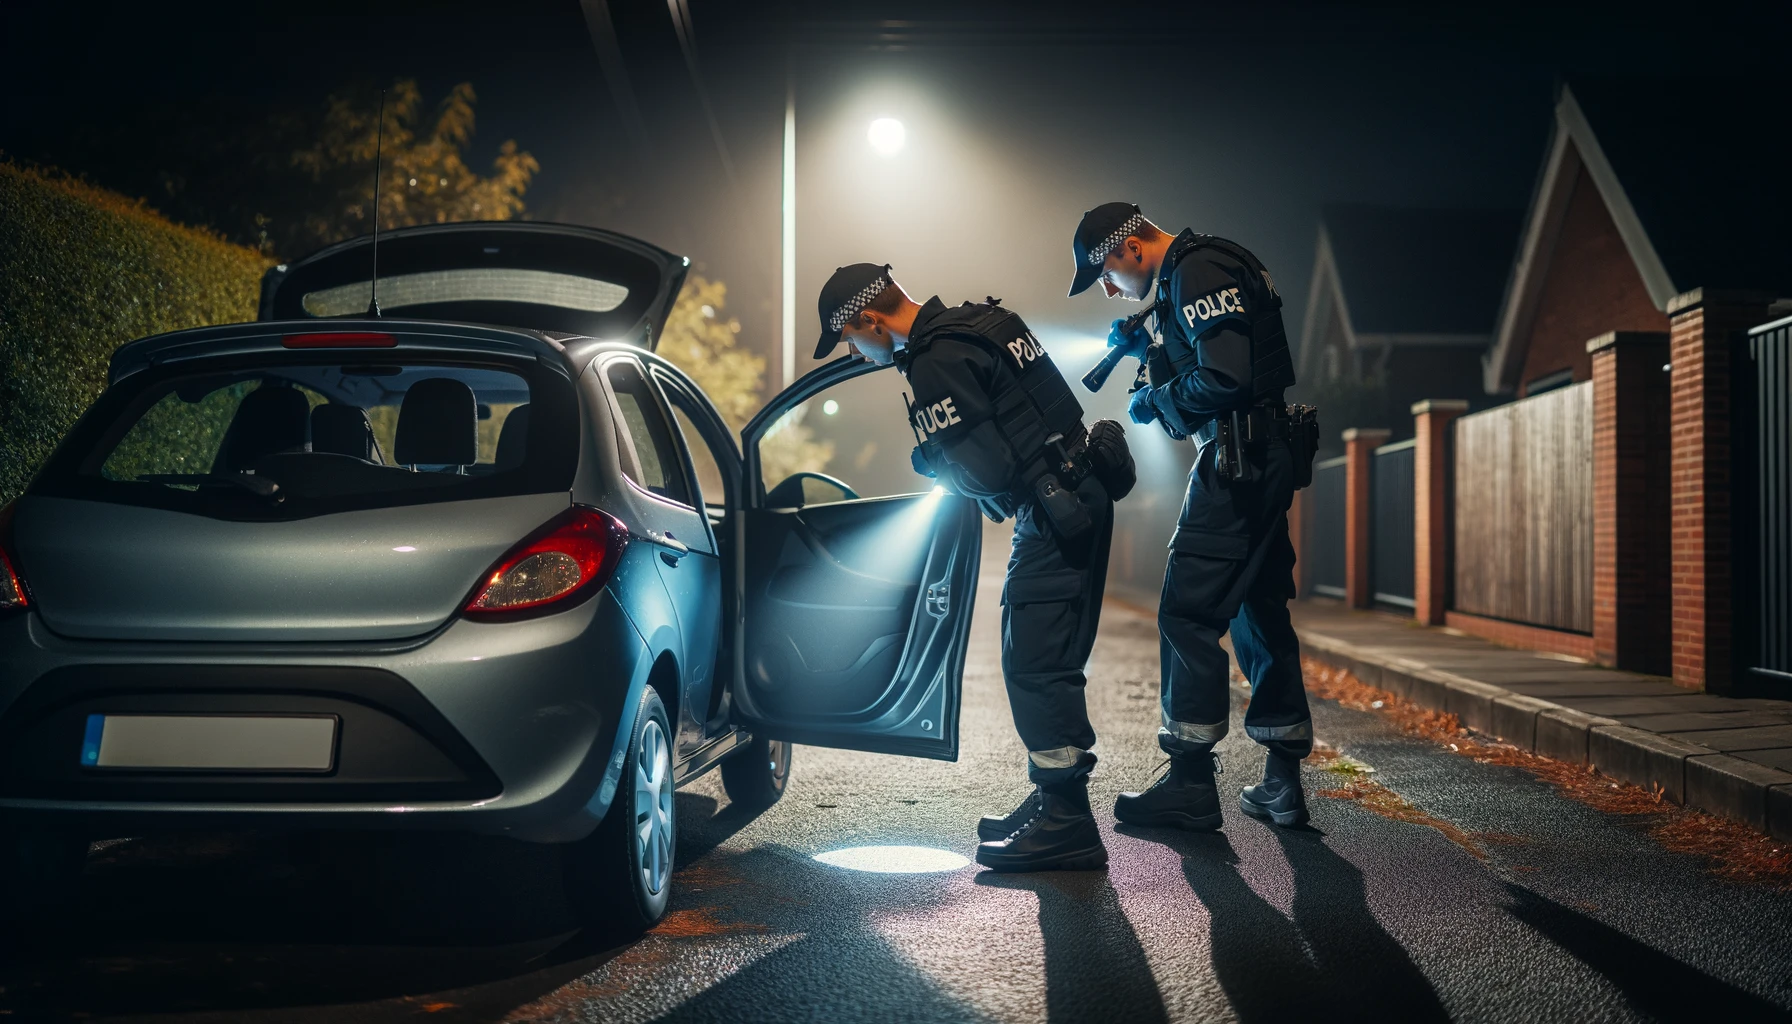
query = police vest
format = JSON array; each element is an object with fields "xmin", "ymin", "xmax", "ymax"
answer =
[
  {"xmin": 1155, "ymin": 233, "xmax": 1296, "ymax": 404},
  {"xmin": 902, "ymin": 301, "xmax": 1088, "ymax": 495}
]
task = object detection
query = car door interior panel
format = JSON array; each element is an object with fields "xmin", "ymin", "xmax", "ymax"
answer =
[{"xmin": 736, "ymin": 493, "xmax": 981, "ymax": 760}]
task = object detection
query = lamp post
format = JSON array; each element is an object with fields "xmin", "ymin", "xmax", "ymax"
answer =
[{"xmin": 780, "ymin": 70, "xmax": 797, "ymax": 389}]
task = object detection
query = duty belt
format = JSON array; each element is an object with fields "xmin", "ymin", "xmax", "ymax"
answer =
[{"xmin": 1194, "ymin": 405, "xmax": 1288, "ymax": 445}]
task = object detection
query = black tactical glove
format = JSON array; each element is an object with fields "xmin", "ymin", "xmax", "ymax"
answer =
[{"xmin": 1085, "ymin": 418, "xmax": 1137, "ymax": 500}]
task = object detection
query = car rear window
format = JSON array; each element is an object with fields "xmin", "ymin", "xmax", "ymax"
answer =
[
  {"xmin": 299, "ymin": 268, "xmax": 629, "ymax": 318},
  {"xmin": 33, "ymin": 354, "xmax": 576, "ymax": 520}
]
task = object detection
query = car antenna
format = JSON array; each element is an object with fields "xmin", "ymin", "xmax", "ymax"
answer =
[{"xmin": 366, "ymin": 87, "xmax": 386, "ymax": 317}]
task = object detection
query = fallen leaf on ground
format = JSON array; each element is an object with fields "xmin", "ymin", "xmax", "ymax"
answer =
[{"xmin": 1303, "ymin": 656, "xmax": 1792, "ymax": 887}]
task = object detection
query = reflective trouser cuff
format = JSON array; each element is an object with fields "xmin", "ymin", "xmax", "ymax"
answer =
[
  {"xmin": 1158, "ymin": 718, "xmax": 1228, "ymax": 755},
  {"xmin": 1027, "ymin": 746, "xmax": 1095, "ymax": 787},
  {"xmin": 1245, "ymin": 720, "xmax": 1314, "ymax": 758}
]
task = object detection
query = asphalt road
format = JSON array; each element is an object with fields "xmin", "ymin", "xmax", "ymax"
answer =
[{"xmin": 5, "ymin": 525, "xmax": 1791, "ymax": 1023}]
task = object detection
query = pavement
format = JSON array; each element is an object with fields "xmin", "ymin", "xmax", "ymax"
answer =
[
  {"xmin": 1291, "ymin": 600, "xmax": 1792, "ymax": 840},
  {"xmin": 3, "ymin": 523, "xmax": 1791, "ymax": 1022}
]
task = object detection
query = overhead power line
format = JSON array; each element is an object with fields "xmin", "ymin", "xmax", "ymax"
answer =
[{"xmin": 666, "ymin": 0, "xmax": 739, "ymax": 191}]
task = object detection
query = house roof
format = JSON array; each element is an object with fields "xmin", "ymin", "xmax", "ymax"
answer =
[
  {"xmin": 1485, "ymin": 76, "xmax": 1792, "ymax": 392},
  {"xmin": 1320, "ymin": 204, "xmax": 1522, "ymax": 337}
]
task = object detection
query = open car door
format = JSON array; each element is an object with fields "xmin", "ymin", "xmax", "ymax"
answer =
[
  {"xmin": 260, "ymin": 222, "xmax": 690, "ymax": 349},
  {"xmin": 729, "ymin": 357, "xmax": 982, "ymax": 761}
]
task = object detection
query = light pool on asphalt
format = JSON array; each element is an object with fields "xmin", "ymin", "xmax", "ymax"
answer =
[{"xmin": 811, "ymin": 845, "xmax": 971, "ymax": 873}]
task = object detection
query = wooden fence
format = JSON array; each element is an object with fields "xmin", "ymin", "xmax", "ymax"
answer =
[{"xmin": 1452, "ymin": 382, "xmax": 1594, "ymax": 633}]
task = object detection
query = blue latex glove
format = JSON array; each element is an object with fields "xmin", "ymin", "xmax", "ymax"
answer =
[
  {"xmin": 910, "ymin": 445, "xmax": 936, "ymax": 478},
  {"xmin": 1129, "ymin": 385, "xmax": 1190, "ymax": 439},
  {"xmin": 1106, "ymin": 316, "xmax": 1152, "ymax": 360},
  {"xmin": 1127, "ymin": 386, "xmax": 1160, "ymax": 426}
]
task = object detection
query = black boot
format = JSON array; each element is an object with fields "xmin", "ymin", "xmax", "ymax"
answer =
[
  {"xmin": 978, "ymin": 787, "xmax": 1041, "ymax": 842},
  {"xmin": 1113, "ymin": 753, "xmax": 1223, "ymax": 830},
  {"xmin": 1239, "ymin": 752, "xmax": 1309, "ymax": 826},
  {"xmin": 975, "ymin": 778, "xmax": 1107, "ymax": 872}
]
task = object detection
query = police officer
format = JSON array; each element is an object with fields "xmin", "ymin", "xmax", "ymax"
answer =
[
  {"xmin": 1067, "ymin": 203, "xmax": 1313, "ymax": 828},
  {"xmin": 814, "ymin": 263, "xmax": 1136, "ymax": 871}
]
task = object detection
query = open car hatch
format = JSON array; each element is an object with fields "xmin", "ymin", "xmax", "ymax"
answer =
[{"xmin": 260, "ymin": 222, "xmax": 690, "ymax": 349}]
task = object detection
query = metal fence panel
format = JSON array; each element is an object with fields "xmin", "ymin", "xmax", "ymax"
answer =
[
  {"xmin": 1452, "ymin": 381, "xmax": 1593, "ymax": 633},
  {"xmin": 1306, "ymin": 456, "xmax": 1348, "ymax": 598},
  {"xmin": 1741, "ymin": 319, "xmax": 1792, "ymax": 690},
  {"xmin": 1372, "ymin": 439, "xmax": 1416, "ymax": 609}
]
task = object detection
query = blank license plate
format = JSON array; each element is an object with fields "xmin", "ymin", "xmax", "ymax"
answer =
[{"xmin": 80, "ymin": 714, "xmax": 337, "ymax": 771}]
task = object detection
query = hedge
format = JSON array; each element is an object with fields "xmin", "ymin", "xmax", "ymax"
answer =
[{"xmin": 0, "ymin": 162, "xmax": 266, "ymax": 505}]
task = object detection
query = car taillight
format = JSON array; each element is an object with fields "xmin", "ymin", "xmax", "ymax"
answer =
[
  {"xmin": 0, "ymin": 502, "xmax": 28, "ymax": 612},
  {"xmin": 464, "ymin": 506, "xmax": 628, "ymax": 619}
]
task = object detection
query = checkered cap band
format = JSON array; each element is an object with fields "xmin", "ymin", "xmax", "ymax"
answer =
[
  {"xmin": 827, "ymin": 275, "xmax": 889, "ymax": 332},
  {"xmin": 1086, "ymin": 213, "xmax": 1146, "ymax": 266}
]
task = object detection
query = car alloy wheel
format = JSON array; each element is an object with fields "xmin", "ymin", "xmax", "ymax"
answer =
[
  {"xmin": 562, "ymin": 686, "xmax": 674, "ymax": 935},
  {"xmin": 634, "ymin": 717, "xmax": 673, "ymax": 896}
]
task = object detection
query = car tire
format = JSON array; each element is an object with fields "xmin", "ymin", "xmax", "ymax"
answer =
[
  {"xmin": 720, "ymin": 733, "xmax": 792, "ymax": 809},
  {"xmin": 563, "ymin": 686, "xmax": 675, "ymax": 936},
  {"xmin": 0, "ymin": 828, "xmax": 89, "ymax": 927}
]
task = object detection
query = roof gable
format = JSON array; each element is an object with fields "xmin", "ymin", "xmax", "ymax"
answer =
[{"xmin": 1485, "ymin": 77, "xmax": 1792, "ymax": 392}]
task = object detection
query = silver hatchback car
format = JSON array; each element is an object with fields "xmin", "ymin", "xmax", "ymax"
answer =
[{"xmin": 0, "ymin": 223, "xmax": 982, "ymax": 933}]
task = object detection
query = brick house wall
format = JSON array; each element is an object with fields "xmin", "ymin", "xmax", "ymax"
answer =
[{"xmin": 1518, "ymin": 163, "xmax": 1668, "ymax": 396}]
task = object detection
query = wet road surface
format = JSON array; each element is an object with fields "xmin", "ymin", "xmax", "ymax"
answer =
[{"xmin": 4, "ymin": 526, "xmax": 1791, "ymax": 1022}]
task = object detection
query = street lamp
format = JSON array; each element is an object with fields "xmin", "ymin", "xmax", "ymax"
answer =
[
  {"xmin": 867, "ymin": 117, "xmax": 906, "ymax": 156},
  {"xmin": 780, "ymin": 103, "xmax": 911, "ymax": 386}
]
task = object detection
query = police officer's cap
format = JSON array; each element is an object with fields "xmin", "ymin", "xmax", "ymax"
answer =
[
  {"xmin": 1068, "ymin": 202, "xmax": 1146, "ymax": 297},
  {"xmin": 814, "ymin": 262, "xmax": 893, "ymax": 360}
]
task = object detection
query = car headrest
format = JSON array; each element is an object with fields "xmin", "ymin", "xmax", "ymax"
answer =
[
  {"xmin": 494, "ymin": 404, "xmax": 531, "ymax": 471},
  {"xmin": 224, "ymin": 386, "xmax": 311, "ymax": 470},
  {"xmin": 395, "ymin": 377, "xmax": 478, "ymax": 466},
  {"xmin": 310, "ymin": 404, "xmax": 377, "ymax": 461}
]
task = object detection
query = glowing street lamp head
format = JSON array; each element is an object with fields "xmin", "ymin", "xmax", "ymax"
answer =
[{"xmin": 868, "ymin": 117, "xmax": 906, "ymax": 156}]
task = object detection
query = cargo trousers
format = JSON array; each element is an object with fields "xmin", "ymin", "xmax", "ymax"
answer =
[
  {"xmin": 1157, "ymin": 435, "xmax": 1311, "ymax": 760},
  {"xmin": 1000, "ymin": 475, "xmax": 1114, "ymax": 787}
]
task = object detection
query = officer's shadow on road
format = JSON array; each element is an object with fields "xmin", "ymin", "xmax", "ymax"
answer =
[
  {"xmin": 1498, "ymin": 882, "xmax": 1787, "ymax": 1022},
  {"xmin": 1123, "ymin": 823, "xmax": 1451, "ymax": 1024},
  {"xmin": 975, "ymin": 869, "xmax": 1170, "ymax": 1024}
]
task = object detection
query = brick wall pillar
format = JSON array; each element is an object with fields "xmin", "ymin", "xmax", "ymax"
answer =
[
  {"xmin": 1668, "ymin": 289, "xmax": 1773, "ymax": 692},
  {"xmin": 1588, "ymin": 331, "xmax": 1671, "ymax": 673},
  {"xmin": 1410, "ymin": 400, "xmax": 1468, "ymax": 626},
  {"xmin": 1343, "ymin": 427, "xmax": 1390, "ymax": 609}
]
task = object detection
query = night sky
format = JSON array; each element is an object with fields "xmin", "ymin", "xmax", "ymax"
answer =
[{"xmin": 5, "ymin": 1, "xmax": 1783, "ymax": 383}]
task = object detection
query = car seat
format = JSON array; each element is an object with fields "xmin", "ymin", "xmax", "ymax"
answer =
[
  {"xmin": 394, "ymin": 378, "xmax": 478, "ymax": 470},
  {"xmin": 221, "ymin": 386, "xmax": 311, "ymax": 471},
  {"xmin": 310, "ymin": 404, "xmax": 380, "ymax": 462},
  {"xmin": 494, "ymin": 404, "xmax": 531, "ymax": 471}
]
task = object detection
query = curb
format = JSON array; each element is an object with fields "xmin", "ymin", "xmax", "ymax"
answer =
[{"xmin": 1299, "ymin": 628, "xmax": 1792, "ymax": 842}]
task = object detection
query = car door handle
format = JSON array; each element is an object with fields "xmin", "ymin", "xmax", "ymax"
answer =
[{"xmin": 655, "ymin": 532, "xmax": 690, "ymax": 566}]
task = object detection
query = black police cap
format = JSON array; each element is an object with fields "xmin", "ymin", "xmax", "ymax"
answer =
[
  {"xmin": 814, "ymin": 262, "xmax": 892, "ymax": 360},
  {"xmin": 1068, "ymin": 202, "xmax": 1145, "ymax": 297}
]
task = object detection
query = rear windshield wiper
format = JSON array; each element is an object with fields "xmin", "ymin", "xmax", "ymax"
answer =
[{"xmin": 137, "ymin": 474, "xmax": 284, "ymax": 502}]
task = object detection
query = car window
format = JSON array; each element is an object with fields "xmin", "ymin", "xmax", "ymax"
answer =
[
  {"xmin": 669, "ymin": 405, "xmax": 725, "ymax": 510},
  {"xmin": 606, "ymin": 359, "xmax": 692, "ymax": 506},
  {"xmin": 756, "ymin": 372, "xmax": 926, "ymax": 505},
  {"xmin": 37, "ymin": 356, "xmax": 576, "ymax": 521}
]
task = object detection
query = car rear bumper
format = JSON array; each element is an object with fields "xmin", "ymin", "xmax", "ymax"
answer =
[{"xmin": 0, "ymin": 590, "xmax": 650, "ymax": 843}]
